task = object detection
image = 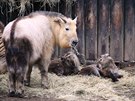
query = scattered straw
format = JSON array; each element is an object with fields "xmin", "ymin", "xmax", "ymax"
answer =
[{"xmin": 0, "ymin": 68, "xmax": 135, "ymax": 101}]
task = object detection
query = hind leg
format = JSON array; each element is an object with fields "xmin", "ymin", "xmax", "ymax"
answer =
[
  {"xmin": 8, "ymin": 71, "xmax": 16, "ymax": 97},
  {"xmin": 24, "ymin": 65, "xmax": 32, "ymax": 86},
  {"xmin": 16, "ymin": 71, "xmax": 24, "ymax": 98}
]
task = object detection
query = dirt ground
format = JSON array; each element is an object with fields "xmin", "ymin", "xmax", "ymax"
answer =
[{"xmin": 0, "ymin": 66, "xmax": 135, "ymax": 101}]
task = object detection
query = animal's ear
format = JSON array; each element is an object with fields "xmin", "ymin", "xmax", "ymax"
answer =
[
  {"xmin": 73, "ymin": 17, "xmax": 77, "ymax": 24},
  {"xmin": 54, "ymin": 17, "xmax": 67, "ymax": 25}
]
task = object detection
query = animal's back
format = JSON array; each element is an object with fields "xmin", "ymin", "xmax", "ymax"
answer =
[{"xmin": 3, "ymin": 13, "xmax": 54, "ymax": 63}]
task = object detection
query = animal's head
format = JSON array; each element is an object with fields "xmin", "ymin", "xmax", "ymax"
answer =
[
  {"xmin": 98, "ymin": 54, "xmax": 115, "ymax": 68},
  {"xmin": 61, "ymin": 51, "xmax": 80, "ymax": 74},
  {"xmin": 98, "ymin": 54, "xmax": 121, "ymax": 82},
  {"xmin": 53, "ymin": 17, "xmax": 78, "ymax": 48}
]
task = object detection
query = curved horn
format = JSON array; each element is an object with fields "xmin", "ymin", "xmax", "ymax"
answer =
[{"xmin": 60, "ymin": 17, "xmax": 67, "ymax": 23}]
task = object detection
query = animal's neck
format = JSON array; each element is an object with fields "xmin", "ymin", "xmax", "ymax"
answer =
[{"xmin": 51, "ymin": 21, "xmax": 60, "ymax": 47}]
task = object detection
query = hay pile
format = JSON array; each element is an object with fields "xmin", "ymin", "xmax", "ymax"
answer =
[{"xmin": 0, "ymin": 67, "xmax": 135, "ymax": 101}]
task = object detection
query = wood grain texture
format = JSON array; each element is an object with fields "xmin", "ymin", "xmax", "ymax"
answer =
[
  {"xmin": 124, "ymin": 0, "xmax": 135, "ymax": 61},
  {"xmin": 110, "ymin": 0, "xmax": 124, "ymax": 61},
  {"xmin": 1, "ymin": 0, "xmax": 135, "ymax": 62},
  {"xmin": 74, "ymin": 0, "xmax": 85, "ymax": 55},
  {"xmin": 85, "ymin": 0, "xmax": 97, "ymax": 60},
  {"xmin": 98, "ymin": 0, "xmax": 110, "ymax": 57}
]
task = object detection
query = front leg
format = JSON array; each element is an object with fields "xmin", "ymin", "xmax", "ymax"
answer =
[{"xmin": 38, "ymin": 59, "xmax": 50, "ymax": 89}]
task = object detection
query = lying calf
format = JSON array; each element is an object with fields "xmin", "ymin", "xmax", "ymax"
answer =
[
  {"xmin": 78, "ymin": 64, "xmax": 100, "ymax": 77},
  {"xmin": 97, "ymin": 54, "xmax": 123, "ymax": 82},
  {"xmin": 49, "ymin": 51, "xmax": 80, "ymax": 76},
  {"xmin": 79, "ymin": 54, "xmax": 123, "ymax": 82},
  {"xmin": 48, "ymin": 58, "xmax": 64, "ymax": 76}
]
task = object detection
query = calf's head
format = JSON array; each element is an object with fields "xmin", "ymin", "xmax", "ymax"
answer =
[
  {"xmin": 97, "ymin": 54, "xmax": 122, "ymax": 82},
  {"xmin": 61, "ymin": 51, "xmax": 80, "ymax": 75},
  {"xmin": 98, "ymin": 54, "xmax": 115, "ymax": 68}
]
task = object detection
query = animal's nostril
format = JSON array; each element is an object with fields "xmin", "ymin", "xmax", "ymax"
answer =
[{"xmin": 72, "ymin": 40, "xmax": 78, "ymax": 46}]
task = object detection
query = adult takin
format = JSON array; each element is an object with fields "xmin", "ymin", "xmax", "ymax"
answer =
[{"xmin": 2, "ymin": 11, "xmax": 78, "ymax": 97}]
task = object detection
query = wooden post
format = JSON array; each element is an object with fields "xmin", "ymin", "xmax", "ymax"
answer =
[
  {"xmin": 110, "ymin": 0, "xmax": 124, "ymax": 61},
  {"xmin": 124, "ymin": 0, "xmax": 135, "ymax": 61},
  {"xmin": 85, "ymin": 0, "xmax": 97, "ymax": 60},
  {"xmin": 74, "ymin": 0, "xmax": 85, "ymax": 56},
  {"xmin": 98, "ymin": 0, "xmax": 110, "ymax": 57}
]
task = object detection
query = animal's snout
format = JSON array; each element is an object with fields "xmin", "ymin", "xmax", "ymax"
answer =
[{"xmin": 71, "ymin": 40, "xmax": 78, "ymax": 47}]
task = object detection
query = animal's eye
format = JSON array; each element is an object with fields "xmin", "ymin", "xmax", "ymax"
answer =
[{"xmin": 65, "ymin": 28, "xmax": 69, "ymax": 31}]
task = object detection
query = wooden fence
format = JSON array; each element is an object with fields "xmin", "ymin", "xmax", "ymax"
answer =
[{"xmin": 0, "ymin": 0, "xmax": 135, "ymax": 62}]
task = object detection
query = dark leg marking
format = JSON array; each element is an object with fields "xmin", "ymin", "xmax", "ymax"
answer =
[{"xmin": 24, "ymin": 65, "xmax": 32, "ymax": 86}]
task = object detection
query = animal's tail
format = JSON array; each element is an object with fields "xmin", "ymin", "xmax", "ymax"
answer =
[
  {"xmin": 5, "ymin": 17, "xmax": 23, "ymax": 71},
  {"xmin": 10, "ymin": 17, "xmax": 22, "ymax": 45}
]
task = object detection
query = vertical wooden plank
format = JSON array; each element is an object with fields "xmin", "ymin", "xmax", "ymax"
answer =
[
  {"xmin": 73, "ymin": 0, "xmax": 85, "ymax": 55},
  {"xmin": 110, "ymin": 0, "xmax": 124, "ymax": 61},
  {"xmin": 98, "ymin": 0, "xmax": 110, "ymax": 57},
  {"xmin": 85, "ymin": 0, "xmax": 97, "ymax": 60},
  {"xmin": 124, "ymin": 0, "xmax": 135, "ymax": 61}
]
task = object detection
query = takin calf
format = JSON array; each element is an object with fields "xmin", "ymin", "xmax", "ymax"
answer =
[
  {"xmin": 48, "ymin": 51, "xmax": 80, "ymax": 76},
  {"xmin": 2, "ymin": 11, "xmax": 78, "ymax": 97},
  {"xmin": 79, "ymin": 54, "xmax": 123, "ymax": 82},
  {"xmin": 97, "ymin": 54, "xmax": 123, "ymax": 82}
]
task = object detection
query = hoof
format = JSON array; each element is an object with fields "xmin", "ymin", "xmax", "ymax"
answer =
[
  {"xmin": 8, "ymin": 91, "xmax": 16, "ymax": 97},
  {"xmin": 16, "ymin": 92, "xmax": 24, "ymax": 98},
  {"xmin": 112, "ymin": 79, "xmax": 119, "ymax": 82}
]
